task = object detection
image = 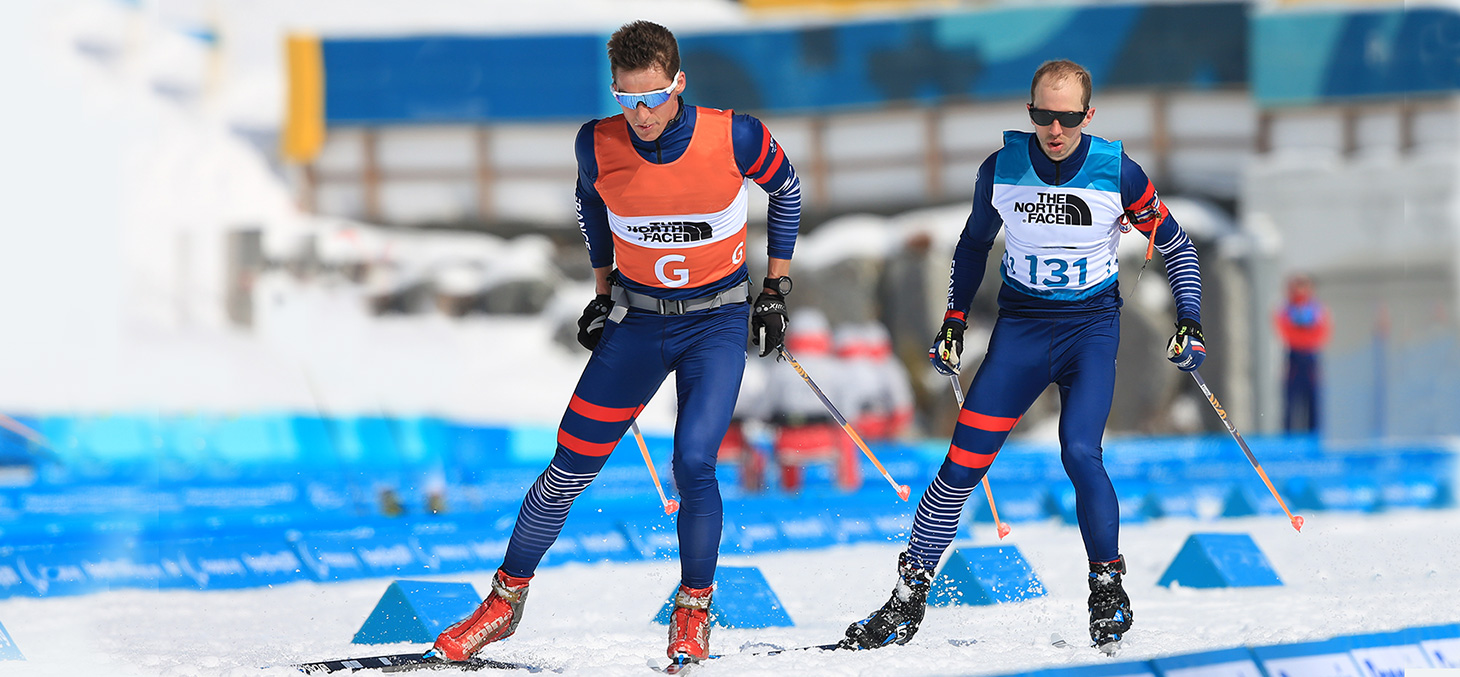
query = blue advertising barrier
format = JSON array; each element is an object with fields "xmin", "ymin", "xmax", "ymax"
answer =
[
  {"xmin": 0, "ymin": 417, "xmax": 1454, "ymax": 602},
  {"xmin": 972, "ymin": 481, "xmax": 1049, "ymax": 523},
  {"xmin": 995, "ymin": 624, "xmax": 1460, "ymax": 677},
  {"xmin": 1221, "ymin": 483, "xmax": 1288, "ymax": 518},
  {"xmin": 620, "ymin": 520, "xmax": 679, "ymax": 562},
  {"xmin": 1143, "ymin": 482, "xmax": 1230, "ymax": 520},
  {"xmin": 1413, "ymin": 623, "xmax": 1460, "ymax": 667},
  {"xmin": 291, "ymin": 523, "xmax": 433, "ymax": 582},
  {"xmin": 155, "ymin": 535, "xmax": 309, "ymax": 590},
  {"xmin": 565, "ymin": 513, "xmax": 640, "ymax": 564},
  {"xmin": 1250, "ymin": 638, "xmax": 1365, "ymax": 677},
  {"xmin": 1290, "ymin": 477, "xmax": 1382, "ymax": 513},
  {"xmin": 768, "ymin": 504, "xmax": 839, "ymax": 551},
  {"xmin": 819, "ymin": 501, "xmax": 879, "ymax": 544},
  {"xmin": 1377, "ymin": 473, "xmax": 1449, "ymax": 510},
  {"xmin": 0, "ymin": 543, "xmax": 104, "ymax": 597},
  {"xmin": 723, "ymin": 511, "xmax": 788, "ymax": 555},
  {"xmin": 1050, "ymin": 482, "xmax": 1149, "ymax": 526},
  {"xmin": 1343, "ymin": 629, "xmax": 1437, "ymax": 677},
  {"xmin": 408, "ymin": 521, "xmax": 504, "ymax": 574},
  {"xmin": 1008, "ymin": 660, "xmax": 1158, "ymax": 677},
  {"xmin": 1150, "ymin": 647, "xmax": 1262, "ymax": 677}
]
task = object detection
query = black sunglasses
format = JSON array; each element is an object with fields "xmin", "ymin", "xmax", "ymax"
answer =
[{"xmin": 1028, "ymin": 107, "xmax": 1087, "ymax": 127}]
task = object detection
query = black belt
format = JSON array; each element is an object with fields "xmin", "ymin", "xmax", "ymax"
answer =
[{"xmin": 610, "ymin": 281, "xmax": 750, "ymax": 316}]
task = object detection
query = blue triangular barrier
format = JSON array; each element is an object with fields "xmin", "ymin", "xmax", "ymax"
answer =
[
  {"xmin": 1157, "ymin": 533, "xmax": 1283, "ymax": 588},
  {"xmin": 929, "ymin": 546, "xmax": 1046, "ymax": 607},
  {"xmin": 0, "ymin": 619, "xmax": 24, "ymax": 661},
  {"xmin": 653, "ymin": 566, "xmax": 793, "ymax": 629},
  {"xmin": 352, "ymin": 580, "xmax": 483, "ymax": 644}
]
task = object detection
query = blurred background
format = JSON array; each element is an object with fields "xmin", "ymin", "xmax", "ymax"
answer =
[{"xmin": 0, "ymin": 0, "xmax": 1455, "ymax": 595}]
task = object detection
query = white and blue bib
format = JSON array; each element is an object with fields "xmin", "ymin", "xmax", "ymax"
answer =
[{"xmin": 991, "ymin": 131, "xmax": 1124, "ymax": 301}]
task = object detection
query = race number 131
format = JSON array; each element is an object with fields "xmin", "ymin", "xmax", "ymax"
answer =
[{"xmin": 1012, "ymin": 254, "xmax": 1088, "ymax": 288}]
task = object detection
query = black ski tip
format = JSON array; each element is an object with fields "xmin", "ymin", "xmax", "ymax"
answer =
[
  {"xmin": 756, "ymin": 642, "xmax": 844, "ymax": 656},
  {"xmin": 293, "ymin": 651, "xmax": 540, "ymax": 674}
]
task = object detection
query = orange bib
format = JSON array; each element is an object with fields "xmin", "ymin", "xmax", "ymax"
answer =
[{"xmin": 594, "ymin": 108, "xmax": 749, "ymax": 289}]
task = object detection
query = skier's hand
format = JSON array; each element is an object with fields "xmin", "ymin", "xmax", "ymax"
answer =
[
  {"xmin": 1166, "ymin": 318, "xmax": 1206, "ymax": 372},
  {"xmin": 928, "ymin": 318, "xmax": 966, "ymax": 376},
  {"xmin": 750, "ymin": 290, "xmax": 788, "ymax": 358},
  {"xmin": 576, "ymin": 294, "xmax": 612, "ymax": 351}
]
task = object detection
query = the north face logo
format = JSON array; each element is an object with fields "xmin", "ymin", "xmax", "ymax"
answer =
[
  {"xmin": 1013, "ymin": 192, "xmax": 1093, "ymax": 226},
  {"xmin": 627, "ymin": 221, "xmax": 713, "ymax": 243}
]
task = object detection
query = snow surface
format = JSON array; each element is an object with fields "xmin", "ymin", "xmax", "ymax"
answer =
[{"xmin": 0, "ymin": 509, "xmax": 1456, "ymax": 676}]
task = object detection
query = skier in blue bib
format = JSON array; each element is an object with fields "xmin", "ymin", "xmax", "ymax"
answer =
[{"xmin": 842, "ymin": 59, "xmax": 1207, "ymax": 653}]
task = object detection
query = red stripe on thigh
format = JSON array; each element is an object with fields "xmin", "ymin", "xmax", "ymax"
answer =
[
  {"xmin": 948, "ymin": 444, "xmax": 998, "ymax": 469},
  {"xmin": 957, "ymin": 409, "xmax": 1020, "ymax": 432},
  {"xmin": 569, "ymin": 394, "xmax": 636, "ymax": 423},
  {"xmin": 557, "ymin": 428, "xmax": 617, "ymax": 457}
]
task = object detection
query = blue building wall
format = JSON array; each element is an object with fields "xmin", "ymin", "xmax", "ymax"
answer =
[
  {"xmin": 314, "ymin": 3, "xmax": 1460, "ymax": 123},
  {"xmin": 319, "ymin": 3, "xmax": 1248, "ymax": 125},
  {"xmin": 1253, "ymin": 7, "xmax": 1460, "ymax": 106}
]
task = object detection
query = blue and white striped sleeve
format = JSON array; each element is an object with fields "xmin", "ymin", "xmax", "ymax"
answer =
[
  {"xmin": 1120, "ymin": 153, "xmax": 1201, "ymax": 323},
  {"xmin": 574, "ymin": 120, "xmax": 614, "ymax": 269},
  {"xmin": 732, "ymin": 114, "xmax": 801, "ymax": 260}
]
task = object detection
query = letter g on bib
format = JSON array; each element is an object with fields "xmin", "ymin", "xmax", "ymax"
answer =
[{"xmin": 655, "ymin": 254, "xmax": 691, "ymax": 287}]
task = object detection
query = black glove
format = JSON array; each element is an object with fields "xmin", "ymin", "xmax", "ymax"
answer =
[
  {"xmin": 750, "ymin": 290, "xmax": 788, "ymax": 358},
  {"xmin": 1166, "ymin": 318, "xmax": 1206, "ymax": 372},
  {"xmin": 928, "ymin": 318, "xmax": 966, "ymax": 376},
  {"xmin": 576, "ymin": 294, "xmax": 612, "ymax": 351}
]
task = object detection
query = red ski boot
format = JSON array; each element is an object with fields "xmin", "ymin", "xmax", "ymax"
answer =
[
  {"xmin": 432, "ymin": 569, "xmax": 532, "ymax": 662},
  {"xmin": 666, "ymin": 583, "xmax": 714, "ymax": 665}
]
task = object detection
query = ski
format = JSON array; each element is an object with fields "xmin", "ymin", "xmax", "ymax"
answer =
[
  {"xmin": 659, "ymin": 655, "xmax": 697, "ymax": 675},
  {"xmin": 1050, "ymin": 632, "xmax": 1119, "ymax": 655},
  {"xmin": 294, "ymin": 652, "xmax": 539, "ymax": 674},
  {"xmin": 650, "ymin": 643, "xmax": 843, "ymax": 673},
  {"xmin": 748, "ymin": 642, "xmax": 843, "ymax": 657}
]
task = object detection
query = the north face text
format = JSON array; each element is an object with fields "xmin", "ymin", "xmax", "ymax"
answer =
[
  {"xmin": 1013, "ymin": 193, "xmax": 1093, "ymax": 226},
  {"xmin": 627, "ymin": 221, "xmax": 714, "ymax": 243}
]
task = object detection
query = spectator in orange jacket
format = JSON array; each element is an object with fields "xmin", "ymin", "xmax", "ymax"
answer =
[{"xmin": 1274, "ymin": 275, "xmax": 1330, "ymax": 433}]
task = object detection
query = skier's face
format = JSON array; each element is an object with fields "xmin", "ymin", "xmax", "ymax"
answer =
[
  {"xmin": 612, "ymin": 67, "xmax": 684, "ymax": 143},
  {"xmin": 1029, "ymin": 77, "xmax": 1093, "ymax": 162}
]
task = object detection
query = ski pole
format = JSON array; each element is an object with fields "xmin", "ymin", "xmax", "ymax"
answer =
[
  {"xmin": 778, "ymin": 347, "xmax": 911, "ymax": 501},
  {"xmin": 949, "ymin": 374, "xmax": 1012, "ymax": 539},
  {"xmin": 1129, "ymin": 225, "xmax": 1157, "ymax": 295},
  {"xmin": 631, "ymin": 420, "xmax": 679, "ymax": 515},
  {"xmin": 1190, "ymin": 370, "xmax": 1304, "ymax": 532},
  {"xmin": 1120, "ymin": 208, "xmax": 1160, "ymax": 299},
  {"xmin": 0, "ymin": 412, "xmax": 59, "ymax": 462}
]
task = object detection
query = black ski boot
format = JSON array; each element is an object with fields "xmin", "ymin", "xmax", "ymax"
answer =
[
  {"xmin": 840, "ymin": 553, "xmax": 935, "ymax": 650},
  {"xmin": 1088, "ymin": 555, "xmax": 1133, "ymax": 652}
]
